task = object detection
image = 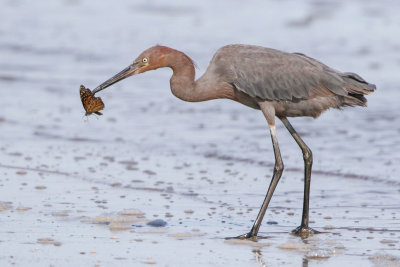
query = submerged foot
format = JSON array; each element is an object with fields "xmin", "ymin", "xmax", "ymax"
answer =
[
  {"xmin": 291, "ymin": 225, "xmax": 320, "ymax": 237},
  {"xmin": 226, "ymin": 232, "xmax": 257, "ymax": 241}
]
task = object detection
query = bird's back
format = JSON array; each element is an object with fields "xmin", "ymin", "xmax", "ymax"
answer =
[{"xmin": 207, "ymin": 44, "xmax": 375, "ymax": 117}]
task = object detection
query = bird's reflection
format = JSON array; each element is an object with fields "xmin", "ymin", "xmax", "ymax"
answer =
[
  {"xmin": 252, "ymin": 246, "xmax": 309, "ymax": 267},
  {"xmin": 302, "ymin": 257, "xmax": 309, "ymax": 267},
  {"xmin": 253, "ymin": 249, "xmax": 267, "ymax": 267}
]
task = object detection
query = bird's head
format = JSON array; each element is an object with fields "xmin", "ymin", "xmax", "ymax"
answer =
[{"xmin": 92, "ymin": 45, "xmax": 171, "ymax": 94}]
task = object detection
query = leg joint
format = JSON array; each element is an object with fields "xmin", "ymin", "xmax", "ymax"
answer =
[
  {"xmin": 303, "ymin": 148, "xmax": 313, "ymax": 163},
  {"xmin": 274, "ymin": 161, "xmax": 284, "ymax": 173}
]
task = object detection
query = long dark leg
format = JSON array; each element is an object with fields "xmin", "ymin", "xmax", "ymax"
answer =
[
  {"xmin": 236, "ymin": 102, "xmax": 284, "ymax": 239},
  {"xmin": 280, "ymin": 117, "xmax": 318, "ymax": 236},
  {"xmin": 237, "ymin": 122, "xmax": 284, "ymax": 239}
]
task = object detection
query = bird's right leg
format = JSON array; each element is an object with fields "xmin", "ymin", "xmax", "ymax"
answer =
[
  {"xmin": 280, "ymin": 117, "xmax": 319, "ymax": 237},
  {"xmin": 235, "ymin": 103, "xmax": 284, "ymax": 239}
]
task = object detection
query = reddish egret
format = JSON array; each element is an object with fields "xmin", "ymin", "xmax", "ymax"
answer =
[{"xmin": 92, "ymin": 45, "xmax": 375, "ymax": 238}]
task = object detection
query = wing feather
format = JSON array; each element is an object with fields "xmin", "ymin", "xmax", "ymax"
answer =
[{"xmin": 225, "ymin": 46, "xmax": 348, "ymax": 101}]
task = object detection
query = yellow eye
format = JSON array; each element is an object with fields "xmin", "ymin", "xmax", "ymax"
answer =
[{"xmin": 142, "ymin": 57, "xmax": 148, "ymax": 63}]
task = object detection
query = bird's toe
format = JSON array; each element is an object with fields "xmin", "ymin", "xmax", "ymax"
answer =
[
  {"xmin": 291, "ymin": 225, "xmax": 320, "ymax": 238},
  {"xmin": 226, "ymin": 232, "xmax": 257, "ymax": 241}
]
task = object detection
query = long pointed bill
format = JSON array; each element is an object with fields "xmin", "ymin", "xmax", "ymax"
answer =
[{"xmin": 92, "ymin": 63, "xmax": 139, "ymax": 94}]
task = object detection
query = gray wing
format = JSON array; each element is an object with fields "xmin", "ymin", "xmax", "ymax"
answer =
[{"xmin": 227, "ymin": 47, "xmax": 348, "ymax": 101}]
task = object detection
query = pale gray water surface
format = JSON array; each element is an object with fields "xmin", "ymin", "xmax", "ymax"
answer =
[{"xmin": 0, "ymin": 0, "xmax": 400, "ymax": 266}]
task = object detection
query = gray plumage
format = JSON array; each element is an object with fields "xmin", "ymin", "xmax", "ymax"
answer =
[
  {"xmin": 206, "ymin": 44, "xmax": 375, "ymax": 117},
  {"xmin": 93, "ymin": 44, "xmax": 376, "ymax": 239}
]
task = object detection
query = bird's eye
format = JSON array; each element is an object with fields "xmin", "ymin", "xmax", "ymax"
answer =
[{"xmin": 142, "ymin": 57, "xmax": 148, "ymax": 63}]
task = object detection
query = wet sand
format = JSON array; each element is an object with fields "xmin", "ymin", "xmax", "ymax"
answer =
[{"xmin": 1, "ymin": 0, "xmax": 400, "ymax": 266}]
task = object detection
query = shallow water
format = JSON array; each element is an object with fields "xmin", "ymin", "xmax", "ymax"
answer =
[{"xmin": 1, "ymin": 0, "xmax": 400, "ymax": 266}]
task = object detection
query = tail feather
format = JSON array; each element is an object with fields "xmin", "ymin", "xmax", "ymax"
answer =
[
  {"xmin": 341, "ymin": 94, "xmax": 367, "ymax": 107},
  {"xmin": 342, "ymin": 72, "xmax": 376, "ymax": 93},
  {"xmin": 339, "ymin": 72, "xmax": 376, "ymax": 107}
]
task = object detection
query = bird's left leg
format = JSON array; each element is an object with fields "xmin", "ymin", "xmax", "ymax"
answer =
[
  {"xmin": 234, "ymin": 102, "xmax": 284, "ymax": 240},
  {"xmin": 280, "ymin": 117, "xmax": 319, "ymax": 237}
]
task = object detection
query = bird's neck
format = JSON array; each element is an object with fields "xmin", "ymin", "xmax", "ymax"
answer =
[{"xmin": 168, "ymin": 50, "xmax": 215, "ymax": 102}]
